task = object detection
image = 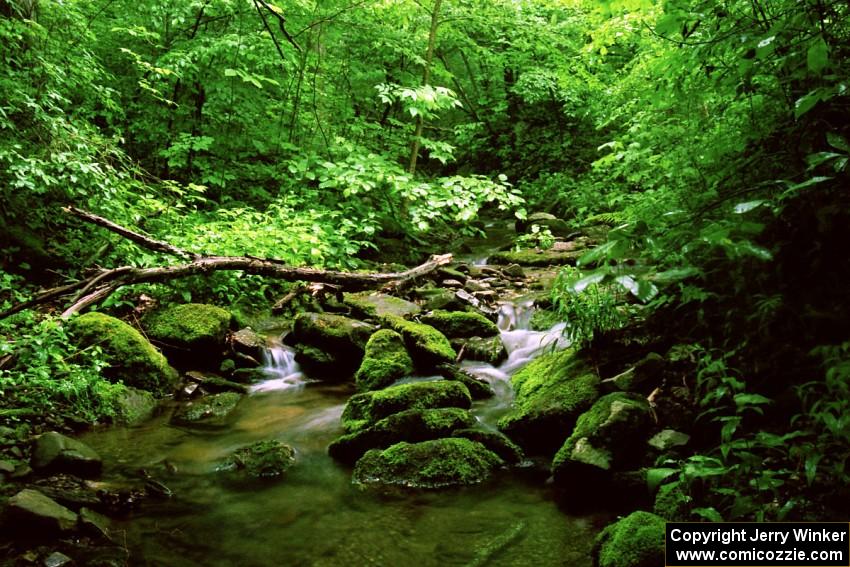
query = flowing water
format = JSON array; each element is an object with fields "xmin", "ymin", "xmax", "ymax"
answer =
[{"xmin": 80, "ymin": 286, "xmax": 607, "ymax": 565}]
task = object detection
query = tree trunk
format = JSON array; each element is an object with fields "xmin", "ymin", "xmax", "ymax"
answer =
[{"xmin": 408, "ymin": 0, "xmax": 443, "ymax": 175}]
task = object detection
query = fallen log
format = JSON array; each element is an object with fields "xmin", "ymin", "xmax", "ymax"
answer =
[{"xmin": 0, "ymin": 208, "xmax": 452, "ymax": 320}]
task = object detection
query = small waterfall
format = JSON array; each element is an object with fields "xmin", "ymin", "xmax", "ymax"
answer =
[
  {"xmin": 496, "ymin": 299, "xmax": 535, "ymax": 332},
  {"xmin": 464, "ymin": 300, "xmax": 571, "ymax": 425},
  {"xmin": 250, "ymin": 338, "xmax": 307, "ymax": 393}
]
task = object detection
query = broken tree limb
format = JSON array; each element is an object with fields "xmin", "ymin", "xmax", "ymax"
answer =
[
  {"xmin": 1, "ymin": 208, "xmax": 453, "ymax": 320},
  {"xmin": 63, "ymin": 206, "xmax": 199, "ymax": 260}
]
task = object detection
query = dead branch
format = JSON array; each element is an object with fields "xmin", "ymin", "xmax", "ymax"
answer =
[{"xmin": 2, "ymin": 208, "xmax": 452, "ymax": 320}]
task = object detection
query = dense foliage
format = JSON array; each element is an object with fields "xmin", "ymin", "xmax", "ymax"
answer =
[{"xmin": 1, "ymin": 0, "xmax": 848, "ymax": 521}]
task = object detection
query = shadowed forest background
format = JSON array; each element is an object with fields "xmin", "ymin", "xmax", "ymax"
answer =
[{"xmin": 1, "ymin": 0, "xmax": 849, "ymax": 564}]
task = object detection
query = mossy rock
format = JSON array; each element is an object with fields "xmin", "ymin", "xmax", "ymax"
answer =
[
  {"xmin": 68, "ymin": 312, "xmax": 179, "ymax": 394},
  {"xmin": 329, "ymin": 407, "xmax": 477, "ymax": 464},
  {"xmin": 592, "ymin": 511, "xmax": 665, "ymax": 567},
  {"xmin": 419, "ymin": 310, "xmax": 498, "ymax": 338},
  {"xmin": 113, "ymin": 387, "xmax": 158, "ymax": 426},
  {"xmin": 355, "ymin": 330, "xmax": 414, "ymax": 392},
  {"xmin": 171, "ymin": 392, "xmax": 242, "ymax": 427},
  {"xmin": 450, "ymin": 428, "xmax": 524, "ymax": 464},
  {"xmin": 381, "ymin": 315, "xmax": 456, "ymax": 370},
  {"xmin": 341, "ymin": 380, "xmax": 472, "ymax": 433},
  {"xmin": 288, "ymin": 313, "xmax": 375, "ymax": 377},
  {"xmin": 343, "ymin": 292, "xmax": 421, "ymax": 320},
  {"xmin": 352, "ymin": 438, "xmax": 503, "ymax": 489},
  {"xmin": 144, "ymin": 303, "xmax": 233, "ymax": 365},
  {"xmin": 552, "ymin": 392, "xmax": 653, "ymax": 489},
  {"xmin": 411, "ymin": 287, "xmax": 465, "ymax": 311},
  {"xmin": 488, "ymin": 248, "xmax": 584, "ymax": 267},
  {"xmin": 221, "ymin": 440, "xmax": 295, "ymax": 479},
  {"xmin": 452, "ymin": 335, "xmax": 507, "ymax": 366},
  {"xmin": 653, "ymin": 480, "xmax": 692, "ymax": 522},
  {"xmin": 497, "ymin": 349, "xmax": 599, "ymax": 454}
]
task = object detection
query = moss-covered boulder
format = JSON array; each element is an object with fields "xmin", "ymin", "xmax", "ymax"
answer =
[
  {"xmin": 352, "ymin": 438, "xmax": 503, "ymax": 488},
  {"xmin": 329, "ymin": 407, "xmax": 477, "ymax": 464},
  {"xmin": 68, "ymin": 312, "xmax": 179, "ymax": 393},
  {"xmin": 288, "ymin": 312, "xmax": 375, "ymax": 377},
  {"xmin": 31, "ymin": 432, "xmax": 102, "ymax": 478},
  {"xmin": 220, "ymin": 440, "xmax": 295, "ymax": 479},
  {"xmin": 381, "ymin": 315, "xmax": 456, "ymax": 370},
  {"xmin": 497, "ymin": 350, "xmax": 599, "ymax": 454},
  {"xmin": 411, "ymin": 287, "xmax": 466, "ymax": 311},
  {"xmin": 144, "ymin": 303, "xmax": 232, "ymax": 356},
  {"xmin": 592, "ymin": 511, "xmax": 665, "ymax": 567},
  {"xmin": 5, "ymin": 489, "xmax": 79, "ymax": 534},
  {"xmin": 452, "ymin": 335, "xmax": 508, "ymax": 366},
  {"xmin": 552, "ymin": 392, "xmax": 653, "ymax": 490},
  {"xmin": 171, "ymin": 392, "xmax": 242, "ymax": 427},
  {"xmin": 344, "ymin": 292, "xmax": 421, "ymax": 320},
  {"xmin": 653, "ymin": 480, "xmax": 692, "ymax": 521},
  {"xmin": 450, "ymin": 428, "xmax": 524, "ymax": 464},
  {"xmin": 355, "ymin": 330, "xmax": 414, "ymax": 392},
  {"xmin": 419, "ymin": 310, "xmax": 498, "ymax": 338},
  {"xmin": 112, "ymin": 387, "xmax": 158, "ymax": 426},
  {"xmin": 342, "ymin": 380, "xmax": 472, "ymax": 433},
  {"xmin": 489, "ymin": 248, "xmax": 584, "ymax": 267}
]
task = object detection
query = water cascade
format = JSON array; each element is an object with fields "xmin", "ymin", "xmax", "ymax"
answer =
[{"xmin": 250, "ymin": 337, "xmax": 306, "ymax": 393}]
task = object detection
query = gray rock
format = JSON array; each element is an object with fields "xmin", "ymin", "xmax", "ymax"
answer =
[
  {"xmin": 31, "ymin": 432, "xmax": 102, "ymax": 478},
  {"xmin": 44, "ymin": 552, "xmax": 73, "ymax": 567},
  {"xmin": 171, "ymin": 392, "xmax": 242, "ymax": 427},
  {"xmin": 79, "ymin": 507, "xmax": 111, "ymax": 541},
  {"xmin": 501, "ymin": 264, "xmax": 525, "ymax": 278},
  {"xmin": 230, "ymin": 327, "xmax": 266, "ymax": 361},
  {"xmin": 648, "ymin": 429, "xmax": 690, "ymax": 451},
  {"xmin": 6, "ymin": 489, "xmax": 78, "ymax": 533},
  {"xmin": 441, "ymin": 279, "xmax": 464, "ymax": 288}
]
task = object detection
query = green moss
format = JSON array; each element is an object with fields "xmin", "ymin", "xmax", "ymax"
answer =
[
  {"xmin": 489, "ymin": 248, "xmax": 584, "ymax": 267},
  {"xmin": 497, "ymin": 349, "xmax": 599, "ymax": 454},
  {"xmin": 68, "ymin": 312, "xmax": 179, "ymax": 393},
  {"xmin": 144, "ymin": 303, "xmax": 232, "ymax": 350},
  {"xmin": 451, "ymin": 428, "xmax": 524, "ymax": 464},
  {"xmin": 653, "ymin": 480, "xmax": 692, "ymax": 522},
  {"xmin": 329, "ymin": 407, "xmax": 476, "ymax": 463},
  {"xmin": 355, "ymin": 330, "xmax": 414, "ymax": 392},
  {"xmin": 341, "ymin": 380, "xmax": 472, "ymax": 433},
  {"xmin": 593, "ymin": 511, "xmax": 665, "ymax": 567},
  {"xmin": 343, "ymin": 292, "xmax": 421, "ymax": 319},
  {"xmin": 552, "ymin": 392, "xmax": 652, "ymax": 476},
  {"xmin": 352, "ymin": 438, "xmax": 503, "ymax": 488},
  {"xmin": 529, "ymin": 308, "xmax": 561, "ymax": 331},
  {"xmin": 381, "ymin": 315, "xmax": 456, "ymax": 370},
  {"xmin": 222, "ymin": 440, "xmax": 295, "ymax": 478},
  {"xmin": 419, "ymin": 310, "xmax": 498, "ymax": 338}
]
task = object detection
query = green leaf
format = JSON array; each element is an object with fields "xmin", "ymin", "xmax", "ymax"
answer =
[
  {"xmin": 826, "ymin": 132, "xmax": 850, "ymax": 153},
  {"xmin": 646, "ymin": 468, "xmax": 678, "ymax": 492},
  {"xmin": 569, "ymin": 271, "xmax": 608, "ymax": 293},
  {"xmin": 614, "ymin": 275, "xmax": 658, "ymax": 302},
  {"xmin": 804, "ymin": 453, "xmax": 821, "ymax": 486},
  {"xmin": 794, "ymin": 89, "xmax": 823, "ymax": 119},
  {"xmin": 733, "ymin": 200, "xmax": 766, "ymax": 214},
  {"xmin": 692, "ymin": 507, "xmax": 724, "ymax": 522},
  {"xmin": 807, "ymin": 37, "xmax": 829, "ymax": 75}
]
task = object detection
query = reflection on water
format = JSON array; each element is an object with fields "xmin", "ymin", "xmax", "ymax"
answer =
[{"xmin": 80, "ymin": 302, "xmax": 598, "ymax": 566}]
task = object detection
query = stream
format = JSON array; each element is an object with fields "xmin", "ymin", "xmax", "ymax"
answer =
[{"xmin": 79, "ymin": 243, "xmax": 609, "ymax": 566}]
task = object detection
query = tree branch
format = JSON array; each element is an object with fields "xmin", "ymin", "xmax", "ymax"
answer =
[{"xmin": 3, "ymin": 208, "xmax": 453, "ymax": 320}]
